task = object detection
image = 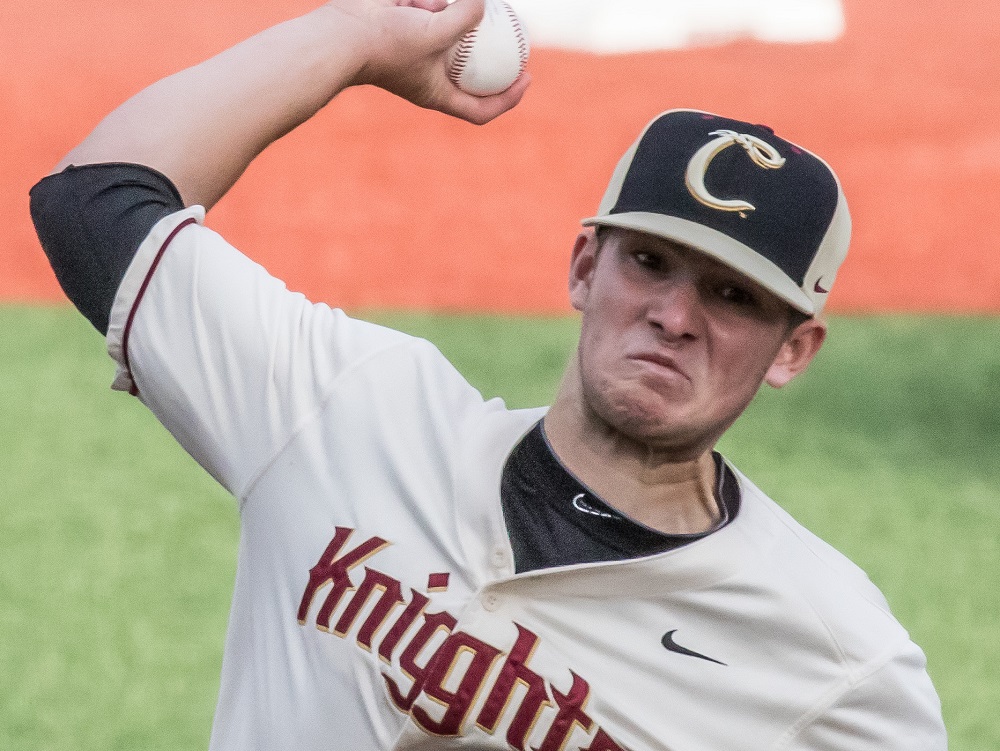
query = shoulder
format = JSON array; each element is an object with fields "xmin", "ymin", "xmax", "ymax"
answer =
[
  {"xmin": 774, "ymin": 640, "xmax": 946, "ymax": 750},
  {"xmin": 729, "ymin": 466, "xmax": 916, "ymax": 665},
  {"xmin": 737, "ymin": 470, "xmax": 886, "ymax": 592},
  {"xmin": 727, "ymin": 469, "xmax": 946, "ymax": 748}
]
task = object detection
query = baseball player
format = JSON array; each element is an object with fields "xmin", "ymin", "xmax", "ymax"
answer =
[{"xmin": 30, "ymin": 0, "xmax": 946, "ymax": 749}]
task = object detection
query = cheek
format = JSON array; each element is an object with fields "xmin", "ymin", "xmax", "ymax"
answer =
[
  {"xmin": 577, "ymin": 296, "xmax": 640, "ymax": 373},
  {"xmin": 578, "ymin": 297, "xmax": 616, "ymax": 354},
  {"xmin": 576, "ymin": 316, "xmax": 634, "ymax": 403},
  {"xmin": 711, "ymin": 328, "xmax": 785, "ymax": 395},
  {"xmin": 576, "ymin": 317, "xmax": 611, "ymax": 387}
]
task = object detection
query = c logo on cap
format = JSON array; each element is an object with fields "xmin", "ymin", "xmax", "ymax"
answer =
[{"xmin": 685, "ymin": 129, "xmax": 785, "ymax": 217}]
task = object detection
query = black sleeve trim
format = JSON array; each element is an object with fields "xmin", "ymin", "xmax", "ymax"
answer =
[{"xmin": 29, "ymin": 163, "xmax": 185, "ymax": 335}]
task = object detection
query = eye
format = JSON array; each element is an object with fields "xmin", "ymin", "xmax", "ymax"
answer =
[
  {"xmin": 632, "ymin": 250, "xmax": 664, "ymax": 271},
  {"xmin": 716, "ymin": 283, "xmax": 757, "ymax": 307}
]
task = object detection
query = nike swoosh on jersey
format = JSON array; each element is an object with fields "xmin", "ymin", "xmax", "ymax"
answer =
[
  {"xmin": 661, "ymin": 630, "xmax": 727, "ymax": 666},
  {"xmin": 571, "ymin": 493, "xmax": 620, "ymax": 520}
]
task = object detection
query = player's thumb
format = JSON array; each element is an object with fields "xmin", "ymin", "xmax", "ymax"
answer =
[{"xmin": 429, "ymin": 0, "xmax": 485, "ymax": 47}]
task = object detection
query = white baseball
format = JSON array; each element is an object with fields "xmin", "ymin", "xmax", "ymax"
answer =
[{"xmin": 447, "ymin": 0, "xmax": 529, "ymax": 96}]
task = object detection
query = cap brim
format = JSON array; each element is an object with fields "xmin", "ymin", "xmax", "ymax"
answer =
[{"xmin": 581, "ymin": 212, "xmax": 815, "ymax": 314}]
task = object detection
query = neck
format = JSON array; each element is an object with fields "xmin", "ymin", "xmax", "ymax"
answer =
[{"xmin": 544, "ymin": 365, "xmax": 721, "ymax": 535}]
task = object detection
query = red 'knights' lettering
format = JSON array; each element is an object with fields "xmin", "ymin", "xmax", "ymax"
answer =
[
  {"xmin": 297, "ymin": 529, "xmax": 632, "ymax": 751},
  {"xmin": 296, "ymin": 527, "xmax": 390, "ymax": 629},
  {"xmin": 536, "ymin": 671, "xmax": 594, "ymax": 751},
  {"xmin": 411, "ymin": 631, "xmax": 504, "ymax": 736},
  {"xmin": 584, "ymin": 729, "xmax": 629, "ymax": 751},
  {"xmin": 476, "ymin": 624, "xmax": 550, "ymax": 750},
  {"xmin": 384, "ymin": 609, "xmax": 458, "ymax": 711},
  {"xmin": 378, "ymin": 590, "xmax": 430, "ymax": 664},
  {"xmin": 334, "ymin": 567, "xmax": 405, "ymax": 648}
]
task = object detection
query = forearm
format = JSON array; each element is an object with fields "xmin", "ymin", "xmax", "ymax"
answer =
[
  {"xmin": 34, "ymin": 0, "xmax": 528, "ymax": 328},
  {"xmin": 53, "ymin": 7, "xmax": 367, "ymax": 209},
  {"xmin": 50, "ymin": 0, "xmax": 528, "ymax": 211}
]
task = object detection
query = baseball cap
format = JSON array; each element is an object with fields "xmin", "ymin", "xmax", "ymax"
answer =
[{"xmin": 582, "ymin": 109, "xmax": 851, "ymax": 315}]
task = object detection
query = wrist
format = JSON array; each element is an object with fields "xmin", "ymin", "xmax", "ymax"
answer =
[{"xmin": 306, "ymin": 4, "xmax": 383, "ymax": 90}]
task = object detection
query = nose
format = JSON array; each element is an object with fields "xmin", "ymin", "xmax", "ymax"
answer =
[{"xmin": 646, "ymin": 277, "xmax": 703, "ymax": 342}]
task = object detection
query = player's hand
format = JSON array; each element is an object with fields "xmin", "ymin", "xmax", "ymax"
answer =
[{"xmin": 322, "ymin": 0, "xmax": 530, "ymax": 124}]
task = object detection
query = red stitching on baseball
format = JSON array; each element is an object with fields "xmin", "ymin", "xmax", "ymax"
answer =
[
  {"xmin": 503, "ymin": 3, "xmax": 529, "ymax": 70},
  {"xmin": 448, "ymin": 29, "xmax": 478, "ymax": 85},
  {"xmin": 449, "ymin": 3, "xmax": 527, "ymax": 88}
]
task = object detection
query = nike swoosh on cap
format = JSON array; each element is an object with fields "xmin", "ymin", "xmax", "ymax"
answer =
[{"xmin": 661, "ymin": 630, "xmax": 727, "ymax": 666}]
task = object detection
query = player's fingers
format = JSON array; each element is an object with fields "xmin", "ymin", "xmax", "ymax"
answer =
[
  {"xmin": 397, "ymin": 0, "xmax": 449, "ymax": 11},
  {"xmin": 425, "ymin": 0, "xmax": 485, "ymax": 47},
  {"xmin": 445, "ymin": 70, "xmax": 530, "ymax": 125}
]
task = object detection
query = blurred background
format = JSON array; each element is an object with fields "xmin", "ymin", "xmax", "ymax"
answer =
[
  {"xmin": 5, "ymin": 0, "xmax": 1000, "ymax": 312},
  {"xmin": 2, "ymin": 0, "xmax": 998, "ymax": 748}
]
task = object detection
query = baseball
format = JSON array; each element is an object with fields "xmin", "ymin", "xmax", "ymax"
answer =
[{"xmin": 447, "ymin": 0, "xmax": 529, "ymax": 96}]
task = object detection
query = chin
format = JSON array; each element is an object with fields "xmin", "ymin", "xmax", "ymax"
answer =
[{"xmin": 588, "ymin": 383, "xmax": 699, "ymax": 446}]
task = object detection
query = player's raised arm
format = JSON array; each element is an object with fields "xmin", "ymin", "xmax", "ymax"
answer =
[
  {"xmin": 27, "ymin": 0, "xmax": 529, "ymax": 496},
  {"xmin": 50, "ymin": 0, "xmax": 529, "ymax": 210}
]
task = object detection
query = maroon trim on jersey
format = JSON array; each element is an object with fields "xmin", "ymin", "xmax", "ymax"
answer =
[{"xmin": 120, "ymin": 217, "xmax": 198, "ymax": 396}]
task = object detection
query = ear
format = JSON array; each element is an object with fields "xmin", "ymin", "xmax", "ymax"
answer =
[
  {"xmin": 764, "ymin": 317, "xmax": 827, "ymax": 388},
  {"xmin": 568, "ymin": 230, "xmax": 599, "ymax": 312}
]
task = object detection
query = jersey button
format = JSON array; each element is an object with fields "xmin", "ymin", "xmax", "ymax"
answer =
[
  {"xmin": 482, "ymin": 593, "xmax": 501, "ymax": 612},
  {"xmin": 491, "ymin": 547, "xmax": 507, "ymax": 571}
]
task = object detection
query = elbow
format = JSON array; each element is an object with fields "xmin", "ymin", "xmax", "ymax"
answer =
[
  {"xmin": 28, "ymin": 163, "xmax": 186, "ymax": 336},
  {"xmin": 29, "ymin": 169, "xmax": 112, "ymax": 334}
]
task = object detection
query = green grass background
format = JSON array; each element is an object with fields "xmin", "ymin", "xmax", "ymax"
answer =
[{"xmin": 1, "ymin": 304, "xmax": 997, "ymax": 750}]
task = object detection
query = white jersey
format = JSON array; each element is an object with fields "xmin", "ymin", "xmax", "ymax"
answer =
[{"xmin": 106, "ymin": 208, "xmax": 946, "ymax": 751}]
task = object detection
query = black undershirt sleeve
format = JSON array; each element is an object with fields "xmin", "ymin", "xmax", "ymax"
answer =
[{"xmin": 29, "ymin": 163, "xmax": 185, "ymax": 335}]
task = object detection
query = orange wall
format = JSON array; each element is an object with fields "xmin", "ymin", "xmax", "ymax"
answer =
[{"xmin": 4, "ymin": 0, "xmax": 999, "ymax": 312}]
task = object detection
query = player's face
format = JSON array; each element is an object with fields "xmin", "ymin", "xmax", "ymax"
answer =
[{"xmin": 568, "ymin": 228, "xmax": 825, "ymax": 458}]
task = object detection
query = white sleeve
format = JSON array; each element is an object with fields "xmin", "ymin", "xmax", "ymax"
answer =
[
  {"xmin": 779, "ymin": 643, "xmax": 947, "ymax": 751},
  {"xmin": 106, "ymin": 208, "xmax": 416, "ymax": 499}
]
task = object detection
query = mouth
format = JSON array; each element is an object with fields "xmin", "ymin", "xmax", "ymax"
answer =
[{"xmin": 627, "ymin": 352, "xmax": 691, "ymax": 382}]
